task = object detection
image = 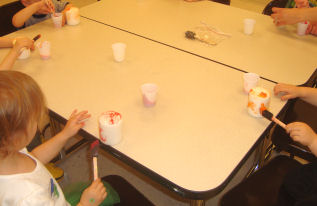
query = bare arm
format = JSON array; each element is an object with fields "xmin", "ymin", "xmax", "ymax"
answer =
[
  {"xmin": 274, "ymin": 83, "xmax": 317, "ymax": 106},
  {"xmin": 12, "ymin": 1, "xmax": 46, "ymax": 28},
  {"xmin": 31, "ymin": 110, "xmax": 90, "ymax": 164},
  {"xmin": 0, "ymin": 37, "xmax": 34, "ymax": 71},
  {"xmin": 271, "ymin": 7, "xmax": 317, "ymax": 26}
]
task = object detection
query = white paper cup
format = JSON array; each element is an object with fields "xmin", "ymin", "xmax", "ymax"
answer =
[
  {"xmin": 37, "ymin": 41, "xmax": 51, "ymax": 60},
  {"xmin": 51, "ymin": 13, "xmax": 63, "ymax": 28},
  {"xmin": 244, "ymin": 18, "xmax": 256, "ymax": 35},
  {"xmin": 297, "ymin": 22, "xmax": 309, "ymax": 36},
  {"xmin": 99, "ymin": 111, "xmax": 122, "ymax": 145},
  {"xmin": 18, "ymin": 48, "xmax": 30, "ymax": 60},
  {"xmin": 247, "ymin": 87, "xmax": 270, "ymax": 118},
  {"xmin": 66, "ymin": 7, "xmax": 80, "ymax": 26},
  {"xmin": 141, "ymin": 83, "xmax": 158, "ymax": 107},
  {"xmin": 243, "ymin": 73, "xmax": 259, "ymax": 94},
  {"xmin": 111, "ymin": 43, "xmax": 126, "ymax": 62}
]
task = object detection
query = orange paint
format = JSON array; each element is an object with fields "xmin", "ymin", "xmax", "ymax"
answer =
[
  {"xmin": 258, "ymin": 92, "xmax": 267, "ymax": 98},
  {"xmin": 248, "ymin": 101, "xmax": 255, "ymax": 111},
  {"xmin": 260, "ymin": 103, "xmax": 266, "ymax": 114}
]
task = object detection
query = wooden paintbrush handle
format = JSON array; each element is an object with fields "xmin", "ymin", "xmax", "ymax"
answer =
[
  {"xmin": 272, "ymin": 116, "xmax": 286, "ymax": 129},
  {"xmin": 93, "ymin": 156, "xmax": 98, "ymax": 180}
]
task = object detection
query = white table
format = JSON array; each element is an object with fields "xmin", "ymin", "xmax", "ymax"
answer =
[
  {"xmin": 80, "ymin": 0, "xmax": 317, "ymax": 85},
  {"xmin": 1, "ymin": 18, "xmax": 287, "ymax": 202}
]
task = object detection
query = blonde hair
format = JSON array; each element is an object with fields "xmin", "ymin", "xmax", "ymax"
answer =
[{"xmin": 0, "ymin": 71, "xmax": 47, "ymax": 156}]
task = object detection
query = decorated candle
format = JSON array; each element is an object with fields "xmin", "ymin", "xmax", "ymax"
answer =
[
  {"xmin": 99, "ymin": 111, "xmax": 122, "ymax": 145},
  {"xmin": 66, "ymin": 7, "xmax": 80, "ymax": 26},
  {"xmin": 247, "ymin": 87, "xmax": 270, "ymax": 117}
]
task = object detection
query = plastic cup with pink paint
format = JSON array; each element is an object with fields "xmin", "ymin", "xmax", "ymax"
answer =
[
  {"xmin": 243, "ymin": 73, "xmax": 259, "ymax": 94},
  {"xmin": 297, "ymin": 22, "xmax": 309, "ymax": 36},
  {"xmin": 37, "ymin": 41, "xmax": 51, "ymax": 60},
  {"xmin": 141, "ymin": 83, "xmax": 158, "ymax": 107},
  {"xmin": 51, "ymin": 13, "xmax": 63, "ymax": 28},
  {"xmin": 99, "ymin": 111, "xmax": 122, "ymax": 146}
]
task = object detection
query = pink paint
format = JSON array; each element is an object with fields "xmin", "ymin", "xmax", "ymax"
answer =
[{"xmin": 143, "ymin": 94, "xmax": 156, "ymax": 107}]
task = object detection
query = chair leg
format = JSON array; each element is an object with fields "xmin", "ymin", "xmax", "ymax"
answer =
[{"xmin": 190, "ymin": 199, "xmax": 205, "ymax": 206}]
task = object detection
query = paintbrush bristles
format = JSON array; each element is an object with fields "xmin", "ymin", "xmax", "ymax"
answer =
[
  {"xmin": 261, "ymin": 110, "xmax": 273, "ymax": 121},
  {"xmin": 90, "ymin": 140, "xmax": 99, "ymax": 157}
]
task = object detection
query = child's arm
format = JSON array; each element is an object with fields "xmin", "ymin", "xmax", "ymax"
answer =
[
  {"xmin": 0, "ymin": 37, "xmax": 34, "ymax": 70},
  {"xmin": 12, "ymin": 0, "xmax": 52, "ymax": 28},
  {"xmin": 286, "ymin": 122, "xmax": 317, "ymax": 156},
  {"xmin": 274, "ymin": 83, "xmax": 317, "ymax": 106},
  {"xmin": 31, "ymin": 110, "xmax": 90, "ymax": 164}
]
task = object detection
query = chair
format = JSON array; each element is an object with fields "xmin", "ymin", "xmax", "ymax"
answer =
[
  {"xmin": 102, "ymin": 175, "xmax": 154, "ymax": 206},
  {"xmin": 212, "ymin": 0, "xmax": 230, "ymax": 5},
  {"xmin": 219, "ymin": 155, "xmax": 302, "ymax": 206},
  {"xmin": 64, "ymin": 175, "xmax": 154, "ymax": 206},
  {"xmin": 262, "ymin": 0, "xmax": 289, "ymax": 15},
  {"xmin": 0, "ymin": 1, "xmax": 24, "ymax": 36}
]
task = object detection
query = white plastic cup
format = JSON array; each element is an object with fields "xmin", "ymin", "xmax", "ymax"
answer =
[
  {"xmin": 99, "ymin": 111, "xmax": 122, "ymax": 145},
  {"xmin": 244, "ymin": 18, "xmax": 256, "ymax": 35},
  {"xmin": 243, "ymin": 73, "xmax": 260, "ymax": 94},
  {"xmin": 111, "ymin": 43, "xmax": 126, "ymax": 62},
  {"xmin": 66, "ymin": 7, "xmax": 80, "ymax": 26},
  {"xmin": 18, "ymin": 48, "xmax": 30, "ymax": 60},
  {"xmin": 141, "ymin": 83, "xmax": 158, "ymax": 107},
  {"xmin": 297, "ymin": 22, "xmax": 309, "ymax": 36},
  {"xmin": 51, "ymin": 13, "xmax": 63, "ymax": 28},
  {"xmin": 37, "ymin": 41, "xmax": 51, "ymax": 60}
]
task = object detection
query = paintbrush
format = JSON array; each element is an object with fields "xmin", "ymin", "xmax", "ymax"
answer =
[
  {"xmin": 33, "ymin": 34, "xmax": 41, "ymax": 42},
  {"xmin": 185, "ymin": 31, "xmax": 217, "ymax": 45},
  {"xmin": 90, "ymin": 140, "xmax": 100, "ymax": 180},
  {"xmin": 260, "ymin": 105, "xmax": 286, "ymax": 129}
]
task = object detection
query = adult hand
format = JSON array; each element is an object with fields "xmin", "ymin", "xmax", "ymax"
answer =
[
  {"xmin": 60, "ymin": 109, "xmax": 91, "ymax": 138},
  {"xmin": 79, "ymin": 179, "xmax": 107, "ymax": 206},
  {"xmin": 286, "ymin": 122, "xmax": 317, "ymax": 147}
]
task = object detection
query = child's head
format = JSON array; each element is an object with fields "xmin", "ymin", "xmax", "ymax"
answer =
[{"xmin": 0, "ymin": 71, "xmax": 47, "ymax": 156}]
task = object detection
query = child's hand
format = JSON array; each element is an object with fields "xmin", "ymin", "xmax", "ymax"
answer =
[
  {"xmin": 274, "ymin": 83, "xmax": 302, "ymax": 101},
  {"xmin": 13, "ymin": 37, "xmax": 34, "ymax": 51},
  {"xmin": 60, "ymin": 109, "xmax": 91, "ymax": 138},
  {"xmin": 79, "ymin": 178, "xmax": 107, "ymax": 206},
  {"xmin": 35, "ymin": 0, "xmax": 54, "ymax": 14},
  {"xmin": 286, "ymin": 122, "xmax": 317, "ymax": 148},
  {"xmin": 294, "ymin": 0, "xmax": 309, "ymax": 8},
  {"xmin": 306, "ymin": 22, "xmax": 317, "ymax": 35}
]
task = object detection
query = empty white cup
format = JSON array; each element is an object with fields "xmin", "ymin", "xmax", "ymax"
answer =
[
  {"xmin": 141, "ymin": 83, "xmax": 158, "ymax": 107},
  {"xmin": 66, "ymin": 7, "xmax": 80, "ymax": 26},
  {"xmin": 51, "ymin": 13, "xmax": 63, "ymax": 28},
  {"xmin": 297, "ymin": 22, "xmax": 309, "ymax": 36},
  {"xmin": 244, "ymin": 18, "xmax": 256, "ymax": 35},
  {"xmin": 243, "ymin": 73, "xmax": 260, "ymax": 94},
  {"xmin": 111, "ymin": 43, "xmax": 126, "ymax": 62}
]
